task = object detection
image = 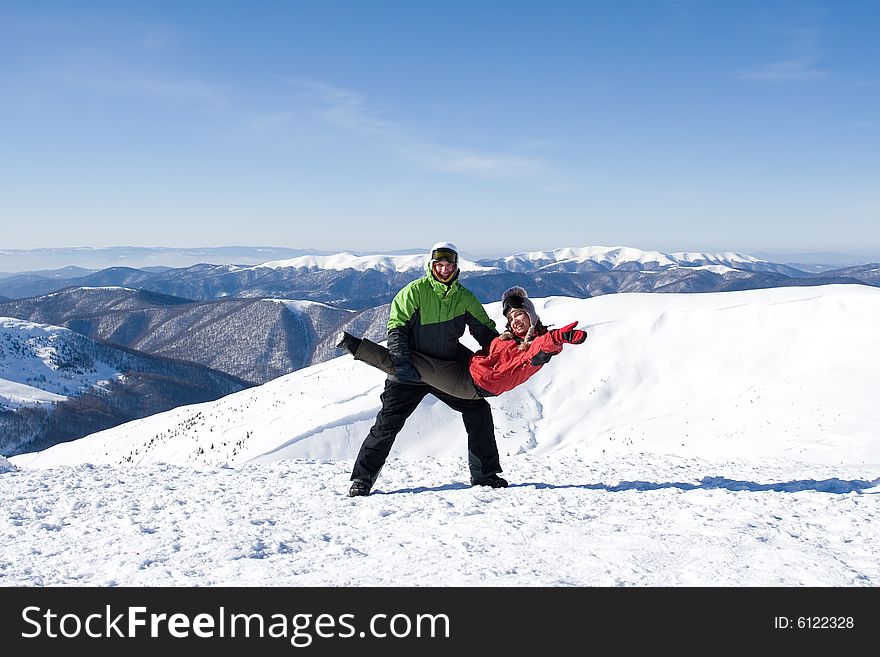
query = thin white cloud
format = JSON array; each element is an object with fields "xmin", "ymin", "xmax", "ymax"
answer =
[
  {"xmin": 739, "ymin": 58, "xmax": 826, "ymax": 82},
  {"xmin": 59, "ymin": 67, "xmax": 231, "ymax": 112},
  {"xmin": 436, "ymin": 155, "xmax": 541, "ymax": 178},
  {"xmin": 284, "ymin": 77, "xmax": 549, "ymax": 180},
  {"xmin": 131, "ymin": 78, "xmax": 230, "ymax": 108},
  {"xmin": 740, "ymin": 14, "xmax": 828, "ymax": 84},
  {"xmin": 244, "ymin": 111, "xmax": 298, "ymax": 132},
  {"xmin": 57, "ymin": 65, "xmax": 553, "ymax": 180}
]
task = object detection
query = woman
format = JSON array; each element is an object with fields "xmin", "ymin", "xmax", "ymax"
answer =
[{"xmin": 337, "ymin": 287, "xmax": 587, "ymax": 400}]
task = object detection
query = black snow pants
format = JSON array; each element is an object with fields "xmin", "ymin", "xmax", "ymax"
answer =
[{"xmin": 350, "ymin": 379, "xmax": 502, "ymax": 486}]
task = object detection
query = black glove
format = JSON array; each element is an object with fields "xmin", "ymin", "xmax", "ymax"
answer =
[
  {"xmin": 394, "ymin": 362, "xmax": 422, "ymax": 383},
  {"xmin": 562, "ymin": 329, "xmax": 587, "ymax": 344}
]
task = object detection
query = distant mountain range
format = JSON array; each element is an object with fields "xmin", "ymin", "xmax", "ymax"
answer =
[
  {"xmin": 753, "ymin": 251, "xmax": 880, "ymax": 272},
  {"xmin": 0, "ymin": 318, "xmax": 250, "ymax": 456},
  {"xmin": 1, "ymin": 246, "xmax": 877, "ymax": 308},
  {"xmin": 2, "ymin": 245, "xmax": 878, "ymax": 274},
  {"xmin": 0, "ymin": 246, "xmax": 334, "ymax": 273}
]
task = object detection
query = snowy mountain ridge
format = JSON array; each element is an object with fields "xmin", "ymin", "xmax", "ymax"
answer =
[
  {"xmin": 256, "ymin": 251, "xmax": 497, "ymax": 273},
  {"xmin": 484, "ymin": 245, "xmax": 765, "ymax": 271},
  {"xmin": 256, "ymin": 245, "xmax": 776, "ymax": 274},
  {"xmin": 2, "ymin": 245, "xmax": 873, "ymax": 306}
]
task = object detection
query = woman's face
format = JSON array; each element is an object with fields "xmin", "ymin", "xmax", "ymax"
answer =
[{"xmin": 508, "ymin": 309, "xmax": 532, "ymax": 337}]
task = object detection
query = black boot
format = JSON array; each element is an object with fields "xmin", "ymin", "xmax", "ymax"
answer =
[
  {"xmin": 471, "ymin": 473, "xmax": 508, "ymax": 488},
  {"xmin": 336, "ymin": 331, "xmax": 361, "ymax": 355},
  {"xmin": 348, "ymin": 479, "xmax": 372, "ymax": 497}
]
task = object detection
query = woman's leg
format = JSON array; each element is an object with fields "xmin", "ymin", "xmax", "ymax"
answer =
[{"xmin": 350, "ymin": 337, "xmax": 481, "ymax": 400}]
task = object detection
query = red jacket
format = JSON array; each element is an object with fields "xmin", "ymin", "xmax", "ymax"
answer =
[{"xmin": 468, "ymin": 331, "xmax": 563, "ymax": 396}]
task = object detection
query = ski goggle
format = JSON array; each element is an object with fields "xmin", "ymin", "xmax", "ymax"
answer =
[
  {"xmin": 431, "ymin": 249, "xmax": 458, "ymax": 264},
  {"xmin": 504, "ymin": 295, "xmax": 525, "ymax": 313}
]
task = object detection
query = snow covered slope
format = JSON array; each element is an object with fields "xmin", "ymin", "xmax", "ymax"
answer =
[
  {"xmin": 0, "ymin": 318, "xmax": 125, "ymax": 410},
  {"xmin": 13, "ymin": 284, "xmax": 880, "ymax": 470}
]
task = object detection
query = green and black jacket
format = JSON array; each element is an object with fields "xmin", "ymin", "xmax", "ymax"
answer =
[{"xmin": 387, "ymin": 263, "xmax": 498, "ymax": 369}]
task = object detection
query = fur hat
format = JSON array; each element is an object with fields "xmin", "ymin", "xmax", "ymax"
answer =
[{"xmin": 501, "ymin": 286, "xmax": 540, "ymax": 344}]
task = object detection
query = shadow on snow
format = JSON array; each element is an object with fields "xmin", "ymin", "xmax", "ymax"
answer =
[
  {"xmin": 521, "ymin": 476, "xmax": 880, "ymax": 495},
  {"xmin": 375, "ymin": 476, "xmax": 880, "ymax": 495}
]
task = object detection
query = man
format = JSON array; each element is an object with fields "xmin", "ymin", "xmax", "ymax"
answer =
[{"xmin": 344, "ymin": 242, "xmax": 507, "ymax": 497}]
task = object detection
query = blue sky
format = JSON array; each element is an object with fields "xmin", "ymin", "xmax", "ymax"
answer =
[{"xmin": 1, "ymin": 0, "xmax": 878, "ymax": 256}]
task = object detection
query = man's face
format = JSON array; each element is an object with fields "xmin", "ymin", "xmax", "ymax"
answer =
[
  {"xmin": 508, "ymin": 309, "xmax": 532, "ymax": 337},
  {"xmin": 431, "ymin": 259, "xmax": 458, "ymax": 283}
]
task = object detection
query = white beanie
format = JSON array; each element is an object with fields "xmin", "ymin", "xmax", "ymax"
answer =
[{"xmin": 429, "ymin": 242, "xmax": 459, "ymax": 261}]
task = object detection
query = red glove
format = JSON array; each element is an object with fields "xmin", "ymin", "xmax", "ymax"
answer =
[{"xmin": 551, "ymin": 321, "xmax": 587, "ymax": 344}]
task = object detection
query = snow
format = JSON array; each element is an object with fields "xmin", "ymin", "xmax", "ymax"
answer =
[
  {"xmin": 0, "ymin": 378, "xmax": 67, "ymax": 406},
  {"xmin": 671, "ymin": 250, "xmax": 765, "ymax": 265},
  {"xmin": 690, "ymin": 264, "xmax": 736, "ymax": 273},
  {"xmin": 2, "ymin": 454, "xmax": 876, "ymax": 586},
  {"xmin": 76, "ymin": 286, "xmax": 136, "ymax": 291},
  {"xmin": 255, "ymin": 251, "xmax": 497, "ymax": 273},
  {"xmin": 0, "ymin": 318, "xmax": 123, "ymax": 409},
  {"xmin": 2, "ymin": 285, "xmax": 879, "ymax": 586},
  {"xmin": 496, "ymin": 245, "xmax": 764, "ymax": 270},
  {"xmin": 503, "ymin": 245, "xmax": 678, "ymax": 268},
  {"xmin": 266, "ymin": 298, "xmax": 354, "ymax": 313}
]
